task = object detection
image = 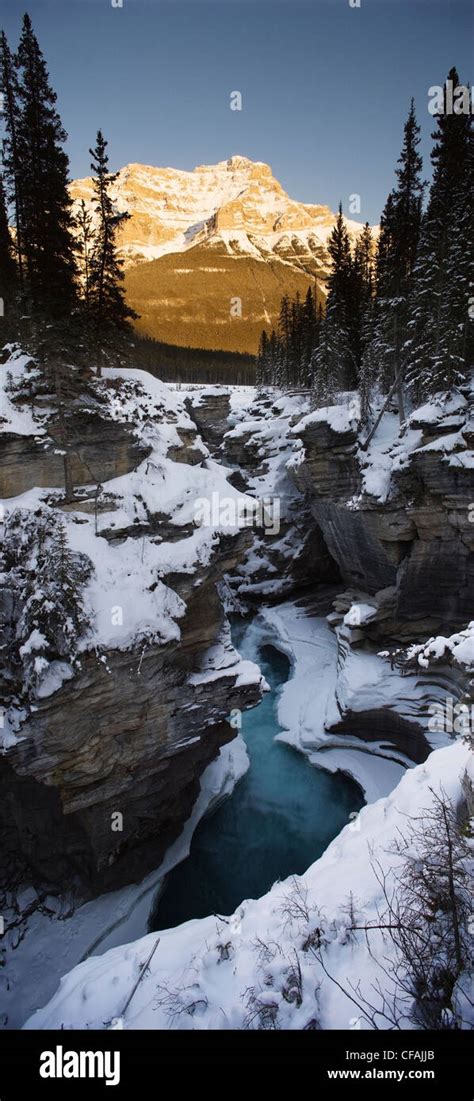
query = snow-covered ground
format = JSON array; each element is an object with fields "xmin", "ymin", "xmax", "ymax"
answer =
[
  {"xmin": 14, "ymin": 590, "xmax": 464, "ymax": 1030},
  {"xmin": 0, "ymin": 360, "xmax": 262, "ymax": 739},
  {"xmin": 25, "ymin": 739, "xmax": 472, "ymax": 1031}
]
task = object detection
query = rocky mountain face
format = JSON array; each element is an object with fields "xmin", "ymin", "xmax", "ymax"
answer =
[
  {"xmin": 70, "ymin": 156, "xmax": 368, "ymax": 353},
  {"xmin": 283, "ymin": 392, "xmax": 474, "ymax": 764}
]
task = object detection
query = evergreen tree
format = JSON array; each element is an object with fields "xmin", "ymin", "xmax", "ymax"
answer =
[
  {"xmin": 289, "ymin": 290, "xmax": 302, "ymax": 383},
  {"xmin": 14, "ymin": 13, "xmax": 77, "ymax": 314},
  {"xmin": 76, "ymin": 198, "xmax": 94, "ymax": 311},
  {"xmin": 300, "ymin": 284, "xmax": 319, "ymax": 385},
  {"xmin": 257, "ymin": 283, "xmax": 322, "ymax": 390},
  {"xmin": 312, "ymin": 204, "xmax": 354, "ymax": 397},
  {"xmin": 431, "ymin": 146, "xmax": 473, "ymax": 387},
  {"xmin": 268, "ymin": 329, "xmax": 280, "ymax": 386},
  {"xmin": 256, "ymin": 329, "xmax": 269, "ymax": 387},
  {"xmin": 0, "ymin": 173, "xmax": 16, "ymax": 313},
  {"xmin": 328, "ymin": 202, "xmax": 353, "ymax": 301},
  {"xmin": 277, "ymin": 293, "xmax": 292, "ymax": 386},
  {"xmin": 0, "ymin": 30, "xmax": 24, "ymax": 286},
  {"xmin": 311, "ymin": 293, "xmax": 352, "ymax": 401},
  {"xmin": 392, "ymin": 99, "xmax": 424, "ymax": 288},
  {"xmin": 1, "ymin": 507, "xmax": 92, "ymax": 700},
  {"xmin": 364, "ymin": 102, "xmax": 424, "ymax": 417},
  {"xmin": 406, "ymin": 70, "xmax": 472, "ymax": 397},
  {"xmin": 348, "ymin": 222, "xmax": 374, "ymax": 374},
  {"xmin": 88, "ymin": 130, "xmax": 136, "ymax": 335}
]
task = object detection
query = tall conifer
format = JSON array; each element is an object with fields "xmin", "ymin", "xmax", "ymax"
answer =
[
  {"xmin": 406, "ymin": 70, "xmax": 472, "ymax": 396},
  {"xmin": 0, "ymin": 30, "xmax": 24, "ymax": 286},
  {"xmin": 361, "ymin": 102, "xmax": 424, "ymax": 419},
  {"xmin": 88, "ymin": 130, "xmax": 136, "ymax": 331},
  {"xmin": 0, "ymin": 173, "xmax": 15, "ymax": 301},
  {"xmin": 15, "ymin": 13, "xmax": 77, "ymax": 314}
]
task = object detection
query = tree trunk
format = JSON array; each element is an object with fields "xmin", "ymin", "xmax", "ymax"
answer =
[
  {"xmin": 360, "ymin": 370, "xmax": 401, "ymax": 451},
  {"xmin": 393, "ymin": 313, "xmax": 405, "ymax": 425},
  {"xmin": 54, "ymin": 363, "xmax": 74, "ymax": 502}
]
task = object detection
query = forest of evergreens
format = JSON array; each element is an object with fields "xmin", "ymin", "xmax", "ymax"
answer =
[{"xmin": 257, "ymin": 86, "xmax": 473, "ymax": 418}]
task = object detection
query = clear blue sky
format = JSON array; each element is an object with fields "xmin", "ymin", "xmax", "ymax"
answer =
[{"xmin": 1, "ymin": 0, "xmax": 472, "ymax": 223}]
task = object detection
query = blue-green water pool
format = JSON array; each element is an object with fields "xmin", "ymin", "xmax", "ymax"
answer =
[{"xmin": 150, "ymin": 618, "xmax": 364, "ymax": 931}]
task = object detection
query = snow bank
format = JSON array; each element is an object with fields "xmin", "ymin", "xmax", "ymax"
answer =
[
  {"xmin": 2, "ymin": 719, "xmax": 250, "ymax": 1030},
  {"xmin": 0, "ymin": 357, "xmax": 261, "ymax": 682},
  {"xmin": 250, "ymin": 602, "xmax": 416, "ymax": 800},
  {"xmin": 0, "ymin": 351, "xmax": 49, "ymax": 435},
  {"xmin": 25, "ymin": 740, "xmax": 472, "ymax": 1031},
  {"xmin": 401, "ymin": 622, "xmax": 474, "ymax": 671},
  {"xmin": 291, "ymin": 393, "xmax": 360, "ymax": 437}
]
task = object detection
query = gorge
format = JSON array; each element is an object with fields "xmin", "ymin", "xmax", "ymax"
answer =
[{"xmin": 0, "ymin": 349, "xmax": 472, "ymax": 1030}]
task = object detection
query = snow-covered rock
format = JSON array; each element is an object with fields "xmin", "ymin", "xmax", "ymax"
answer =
[
  {"xmin": 289, "ymin": 391, "xmax": 474, "ymax": 637},
  {"xmin": 0, "ymin": 355, "xmax": 264, "ymax": 897}
]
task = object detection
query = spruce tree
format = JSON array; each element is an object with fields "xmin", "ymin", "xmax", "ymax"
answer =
[
  {"xmin": 312, "ymin": 204, "xmax": 354, "ymax": 397},
  {"xmin": 289, "ymin": 290, "xmax": 302, "ymax": 384},
  {"xmin": 406, "ymin": 70, "xmax": 472, "ymax": 397},
  {"xmin": 76, "ymin": 199, "xmax": 94, "ymax": 311},
  {"xmin": 1, "ymin": 31, "xmax": 25, "ymax": 284},
  {"xmin": 432, "ymin": 147, "xmax": 473, "ymax": 388},
  {"xmin": 0, "ymin": 173, "xmax": 16, "ymax": 316},
  {"xmin": 349, "ymin": 223, "xmax": 374, "ymax": 374},
  {"xmin": 88, "ymin": 130, "xmax": 136, "ymax": 335},
  {"xmin": 277, "ymin": 293, "xmax": 292, "ymax": 387},
  {"xmin": 15, "ymin": 13, "xmax": 77, "ymax": 315},
  {"xmin": 268, "ymin": 328, "xmax": 281, "ymax": 386},
  {"xmin": 256, "ymin": 329, "xmax": 269, "ymax": 387},
  {"xmin": 311, "ymin": 294, "xmax": 352, "ymax": 401},
  {"xmin": 361, "ymin": 101, "xmax": 424, "ymax": 419},
  {"xmin": 300, "ymin": 284, "xmax": 319, "ymax": 385}
]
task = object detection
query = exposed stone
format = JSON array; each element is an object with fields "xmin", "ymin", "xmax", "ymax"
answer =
[
  {"xmin": 0, "ymin": 378, "xmax": 261, "ymax": 900},
  {"xmin": 290, "ymin": 411, "xmax": 474, "ymax": 638},
  {"xmin": 0, "ymin": 526, "xmax": 261, "ymax": 897},
  {"xmin": 0, "ymin": 413, "xmax": 150, "ymax": 499},
  {"xmin": 184, "ymin": 391, "xmax": 231, "ymax": 453},
  {"xmin": 167, "ymin": 427, "xmax": 207, "ymax": 465}
]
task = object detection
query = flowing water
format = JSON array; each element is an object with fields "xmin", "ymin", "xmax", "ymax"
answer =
[{"xmin": 150, "ymin": 617, "xmax": 364, "ymax": 931}]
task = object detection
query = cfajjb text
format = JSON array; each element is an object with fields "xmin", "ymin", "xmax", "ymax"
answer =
[{"xmin": 39, "ymin": 1046, "xmax": 120, "ymax": 1086}]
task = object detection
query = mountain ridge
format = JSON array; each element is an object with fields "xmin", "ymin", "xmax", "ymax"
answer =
[{"xmin": 70, "ymin": 155, "xmax": 372, "ymax": 353}]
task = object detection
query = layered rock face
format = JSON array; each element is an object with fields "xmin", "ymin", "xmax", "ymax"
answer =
[
  {"xmin": 0, "ymin": 535, "xmax": 260, "ymax": 895},
  {"xmin": 219, "ymin": 389, "xmax": 339, "ymax": 601},
  {"xmin": 211, "ymin": 387, "xmax": 472, "ymax": 770},
  {"xmin": 0, "ymin": 411, "xmax": 150, "ymax": 499},
  {"xmin": 184, "ymin": 389, "xmax": 231, "ymax": 454},
  {"xmin": 290, "ymin": 396, "xmax": 474, "ymax": 640},
  {"xmin": 0, "ymin": 359, "xmax": 263, "ymax": 899}
]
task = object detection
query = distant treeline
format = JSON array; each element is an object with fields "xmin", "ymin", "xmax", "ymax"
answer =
[{"xmin": 132, "ymin": 333, "xmax": 256, "ymax": 385}]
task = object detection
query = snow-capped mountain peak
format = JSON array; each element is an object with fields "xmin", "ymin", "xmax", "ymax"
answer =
[
  {"xmin": 70, "ymin": 156, "xmax": 373, "ymax": 353},
  {"xmin": 70, "ymin": 154, "xmax": 367, "ymax": 266}
]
